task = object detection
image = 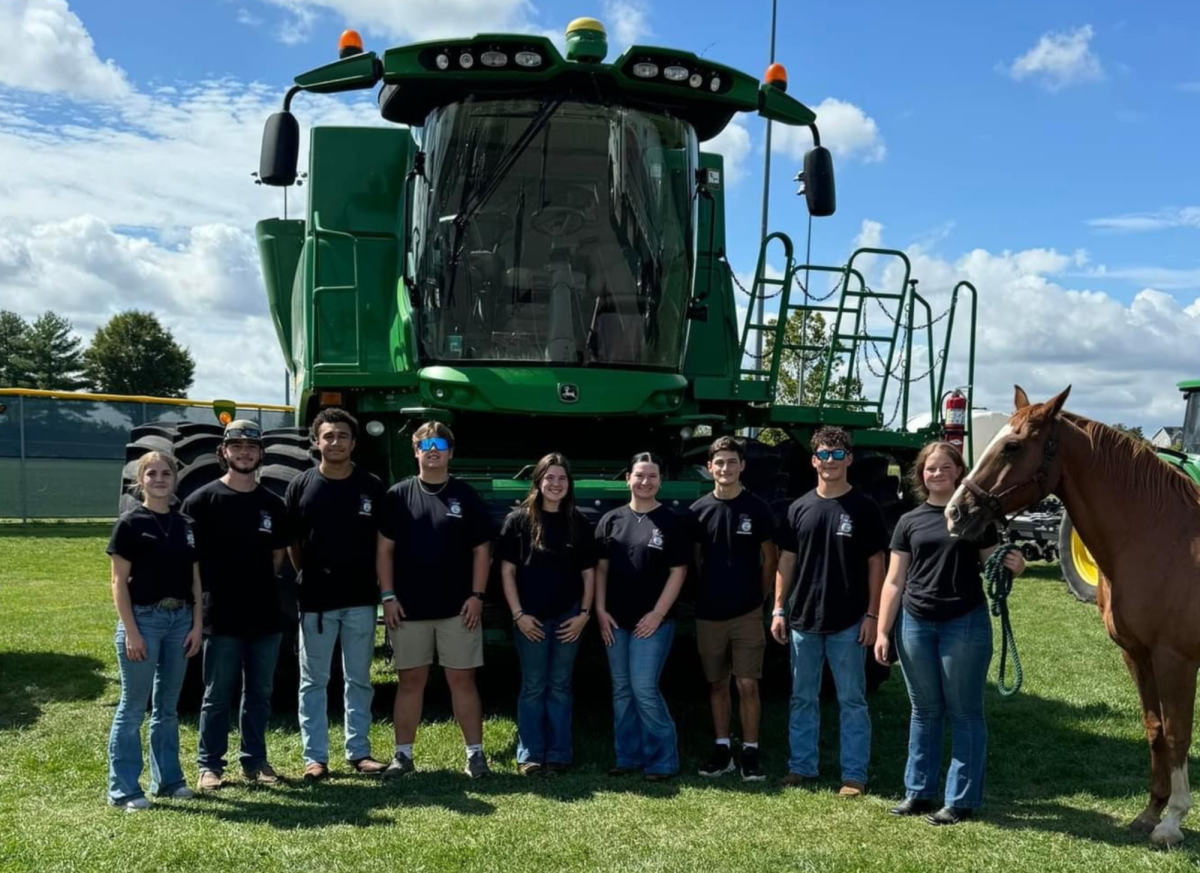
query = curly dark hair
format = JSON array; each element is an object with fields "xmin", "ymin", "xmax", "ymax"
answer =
[
  {"xmin": 310, "ymin": 407, "xmax": 358, "ymax": 442},
  {"xmin": 708, "ymin": 436, "xmax": 745, "ymax": 461},
  {"xmin": 810, "ymin": 426, "xmax": 852, "ymax": 453}
]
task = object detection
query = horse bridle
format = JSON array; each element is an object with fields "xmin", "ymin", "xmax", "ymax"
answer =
[{"xmin": 957, "ymin": 418, "xmax": 1060, "ymax": 528}]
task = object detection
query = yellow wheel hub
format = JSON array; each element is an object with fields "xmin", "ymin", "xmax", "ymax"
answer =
[{"xmin": 1070, "ymin": 527, "xmax": 1100, "ymax": 588}]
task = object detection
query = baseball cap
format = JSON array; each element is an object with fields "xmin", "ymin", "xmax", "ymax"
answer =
[{"xmin": 223, "ymin": 419, "xmax": 263, "ymax": 442}]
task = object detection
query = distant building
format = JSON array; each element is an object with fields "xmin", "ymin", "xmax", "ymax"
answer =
[{"xmin": 1151, "ymin": 426, "xmax": 1183, "ymax": 448}]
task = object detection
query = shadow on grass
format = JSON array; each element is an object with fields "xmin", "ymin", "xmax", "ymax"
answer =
[{"xmin": 0, "ymin": 651, "xmax": 107, "ymax": 730}]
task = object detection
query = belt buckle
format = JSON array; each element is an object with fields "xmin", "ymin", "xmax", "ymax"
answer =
[{"xmin": 158, "ymin": 597, "xmax": 186, "ymax": 610}]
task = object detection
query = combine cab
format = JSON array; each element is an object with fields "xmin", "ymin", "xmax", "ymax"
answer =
[{"xmin": 254, "ymin": 18, "xmax": 978, "ymax": 521}]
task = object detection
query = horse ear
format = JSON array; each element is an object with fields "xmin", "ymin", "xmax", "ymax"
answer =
[
  {"xmin": 1014, "ymin": 385, "xmax": 1031, "ymax": 410},
  {"xmin": 1044, "ymin": 385, "xmax": 1072, "ymax": 418}
]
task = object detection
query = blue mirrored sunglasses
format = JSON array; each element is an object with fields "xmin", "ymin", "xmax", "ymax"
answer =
[
  {"xmin": 814, "ymin": 449, "xmax": 848, "ymax": 462},
  {"xmin": 417, "ymin": 437, "xmax": 450, "ymax": 452}
]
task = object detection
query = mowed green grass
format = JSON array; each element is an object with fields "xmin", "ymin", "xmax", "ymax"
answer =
[{"xmin": 1, "ymin": 525, "xmax": 1198, "ymax": 873}]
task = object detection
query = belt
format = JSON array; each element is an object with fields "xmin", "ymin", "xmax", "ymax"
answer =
[{"xmin": 154, "ymin": 597, "xmax": 188, "ymax": 610}]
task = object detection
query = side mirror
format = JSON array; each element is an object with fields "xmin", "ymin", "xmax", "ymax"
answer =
[
  {"xmin": 259, "ymin": 111, "xmax": 300, "ymax": 187},
  {"xmin": 800, "ymin": 146, "xmax": 836, "ymax": 217}
]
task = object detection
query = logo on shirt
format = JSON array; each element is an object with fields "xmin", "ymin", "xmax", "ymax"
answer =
[
  {"xmin": 737, "ymin": 513, "xmax": 754, "ymax": 535},
  {"xmin": 186, "ymin": 527, "xmax": 196, "ymax": 547},
  {"xmin": 447, "ymin": 497, "xmax": 463, "ymax": 518},
  {"xmin": 648, "ymin": 527, "xmax": 664, "ymax": 550},
  {"xmin": 359, "ymin": 495, "xmax": 373, "ymax": 516},
  {"xmin": 837, "ymin": 513, "xmax": 854, "ymax": 538}
]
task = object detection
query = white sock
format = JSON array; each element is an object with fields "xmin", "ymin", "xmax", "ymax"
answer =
[
  {"xmin": 466, "ymin": 743, "xmax": 483, "ymax": 756},
  {"xmin": 716, "ymin": 738, "xmax": 731, "ymax": 747},
  {"xmin": 395, "ymin": 744, "xmax": 413, "ymax": 759},
  {"xmin": 743, "ymin": 742, "xmax": 759, "ymax": 750}
]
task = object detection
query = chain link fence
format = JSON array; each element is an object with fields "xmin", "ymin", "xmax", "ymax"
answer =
[{"xmin": 0, "ymin": 391, "xmax": 294, "ymax": 521}]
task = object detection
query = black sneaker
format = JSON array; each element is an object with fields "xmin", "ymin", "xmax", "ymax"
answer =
[
  {"xmin": 382, "ymin": 754, "xmax": 414, "ymax": 780},
  {"xmin": 698, "ymin": 744, "xmax": 736, "ymax": 777},
  {"xmin": 464, "ymin": 751, "xmax": 491, "ymax": 779},
  {"xmin": 740, "ymin": 746, "xmax": 765, "ymax": 782}
]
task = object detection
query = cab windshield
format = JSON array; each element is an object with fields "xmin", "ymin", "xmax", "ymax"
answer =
[{"xmin": 412, "ymin": 97, "xmax": 697, "ymax": 369}]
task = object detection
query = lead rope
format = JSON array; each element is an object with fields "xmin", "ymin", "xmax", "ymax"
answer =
[{"xmin": 983, "ymin": 544, "xmax": 1023, "ymax": 697}]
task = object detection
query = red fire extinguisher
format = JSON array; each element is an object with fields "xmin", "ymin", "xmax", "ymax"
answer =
[{"xmin": 943, "ymin": 389, "xmax": 968, "ymax": 453}]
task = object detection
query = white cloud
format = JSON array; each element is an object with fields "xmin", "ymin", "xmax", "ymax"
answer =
[
  {"xmin": 771, "ymin": 98, "xmax": 885, "ymax": 163},
  {"xmin": 1006, "ymin": 24, "xmax": 1103, "ymax": 92},
  {"xmin": 236, "ymin": 8, "xmax": 265, "ymax": 27},
  {"xmin": 253, "ymin": 0, "xmax": 539, "ymax": 43},
  {"xmin": 703, "ymin": 116, "xmax": 752, "ymax": 185},
  {"xmin": 0, "ymin": 0, "xmax": 131, "ymax": 101},
  {"xmin": 603, "ymin": 0, "xmax": 648, "ymax": 51},
  {"xmin": 1087, "ymin": 207, "xmax": 1200, "ymax": 233}
]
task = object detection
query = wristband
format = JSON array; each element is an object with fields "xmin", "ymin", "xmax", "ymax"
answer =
[
  {"xmin": 580, "ymin": 607, "xmax": 591, "ymax": 615},
  {"xmin": 512, "ymin": 610, "xmax": 524, "ymax": 622},
  {"xmin": 772, "ymin": 608, "xmax": 786, "ymax": 618},
  {"xmin": 865, "ymin": 613, "xmax": 879, "ymax": 620},
  {"xmin": 381, "ymin": 591, "xmax": 397, "ymax": 603}
]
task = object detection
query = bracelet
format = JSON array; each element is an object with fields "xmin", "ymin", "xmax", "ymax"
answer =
[
  {"xmin": 512, "ymin": 610, "xmax": 524, "ymax": 622},
  {"xmin": 652, "ymin": 610, "xmax": 666, "ymax": 621},
  {"xmin": 771, "ymin": 608, "xmax": 786, "ymax": 618},
  {"xmin": 865, "ymin": 613, "xmax": 879, "ymax": 620},
  {"xmin": 381, "ymin": 591, "xmax": 397, "ymax": 603}
]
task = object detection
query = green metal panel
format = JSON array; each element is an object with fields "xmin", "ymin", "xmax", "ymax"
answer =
[
  {"xmin": 682, "ymin": 152, "xmax": 738, "ymax": 380},
  {"xmin": 256, "ymin": 218, "xmax": 305, "ymax": 374}
]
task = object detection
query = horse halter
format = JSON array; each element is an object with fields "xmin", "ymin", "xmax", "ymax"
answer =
[{"xmin": 958, "ymin": 418, "xmax": 1061, "ymax": 529}]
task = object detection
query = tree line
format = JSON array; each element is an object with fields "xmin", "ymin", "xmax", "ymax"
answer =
[{"xmin": 0, "ymin": 310, "xmax": 195, "ymax": 398}]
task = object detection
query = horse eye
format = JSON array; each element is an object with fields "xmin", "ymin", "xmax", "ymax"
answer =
[{"xmin": 1003, "ymin": 441, "xmax": 1021, "ymax": 454}]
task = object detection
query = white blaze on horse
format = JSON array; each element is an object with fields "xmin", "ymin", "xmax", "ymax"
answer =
[{"xmin": 945, "ymin": 385, "xmax": 1200, "ymax": 848}]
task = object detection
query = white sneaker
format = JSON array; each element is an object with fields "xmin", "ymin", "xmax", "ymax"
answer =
[
  {"xmin": 114, "ymin": 796, "xmax": 152, "ymax": 812},
  {"xmin": 163, "ymin": 785, "xmax": 195, "ymax": 799}
]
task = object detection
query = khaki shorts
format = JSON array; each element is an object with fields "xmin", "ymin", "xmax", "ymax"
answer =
[
  {"xmin": 388, "ymin": 616, "xmax": 484, "ymax": 671},
  {"xmin": 696, "ymin": 607, "xmax": 766, "ymax": 682}
]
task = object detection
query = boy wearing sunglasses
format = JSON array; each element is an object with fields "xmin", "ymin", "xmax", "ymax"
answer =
[
  {"xmin": 771, "ymin": 427, "xmax": 887, "ymax": 797},
  {"xmin": 376, "ymin": 422, "xmax": 495, "ymax": 779}
]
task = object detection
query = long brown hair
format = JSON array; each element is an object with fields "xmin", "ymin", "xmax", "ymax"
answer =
[
  {"xmin": 520, "ymin": 453, "xmax": 578, "ymax": 550},
  {"xmin": 911, "ymin": 441, "xmax": 966, "ymax": 501}
]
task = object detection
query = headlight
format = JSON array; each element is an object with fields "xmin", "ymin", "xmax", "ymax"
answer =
[
  {"xmin": 515, "ymin": 51, "xmax": 542, "ymax": 67},
  {"xmin": 435, "ymin": 53, "xmax": 450, "ymax": 70},
  {"xmin": 664, "ymin": 65, "xmax": 689, "ymax": 81},
  {"xmin": 459, "ymin": 52, "xmax": 474, "ymax": 69},
  {"xmin": 481, "ymin": 51, "xmax": 507, "ymax": 67},
  {"xmin": 365, "ymin": 420, "xmax": 386, "ymax": 437},
  {"xmin": 632, "ymin": 62, "xmax": 659, "ymax": 78},
  {"xmin": 689, "ymin": 73, "xmax": 703, "ymax": 88},
  {"xmin": 710, "ymin": 76, "xmax": 721, "ymax": 92}
]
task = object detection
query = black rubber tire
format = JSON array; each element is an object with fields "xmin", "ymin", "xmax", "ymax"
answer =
[
  {"xmin": 118, "ymin": 491, "xmax": 141, "ymax": 515},
  {"xmin": 123, "ymin": 434, "xmax": 175, "ymax": 463},
  {"xmin": 130, "ymin": 422, "xmax": 179, "ymax": 442},
  {"xmin": 1059, "ymin": 511, "xmax": 1098, "ymax": 604},
  {"xmin": 264, "ymin": 444, "xmax": 315, "ymax": 472},
  {"xmin": 172, "ymin": 433, "xmax": 222, "ymax": 466},
  {"xmin": 176, "ymin": 456, "xmax": 222, "ymax": 502},
  {"xmin": 176, "ymin": 422, "xmax": 224, "ymax": 439},
  {"xmin": 259, "ymin": 464, "xmax": 303, "ymax": 498}
]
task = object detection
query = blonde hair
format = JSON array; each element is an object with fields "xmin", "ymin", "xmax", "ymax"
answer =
[
  {"xmin": 135, "ymin": 451, "xmax": 178, "ymax": 499},
  {"xmin": 911, "ymin": 441, "xmax": 965, "ymax": 501}
]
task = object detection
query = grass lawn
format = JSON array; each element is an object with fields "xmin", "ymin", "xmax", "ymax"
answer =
[{"xmin": 1, "ymin": 524, "xmax": 1197, "ymax": 872}]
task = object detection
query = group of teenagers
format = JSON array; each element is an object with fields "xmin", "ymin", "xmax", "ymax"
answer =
[{"xmin": 106, "ymin": 408, "xmax": 1024, "ymax": 827}]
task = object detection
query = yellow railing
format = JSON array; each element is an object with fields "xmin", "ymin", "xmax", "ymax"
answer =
[{"xmin": 0, "ymin": 388, "xmax": 292, "ymax": 412}]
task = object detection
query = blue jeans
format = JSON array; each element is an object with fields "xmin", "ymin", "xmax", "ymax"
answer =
[
  {"xmin": 605, "ymin": 622, "xmax": 678, "ymax": 776},
  {"xmin": 197, "ymin": 632, "xmax": 282, "ymax": 774},
  {"xmin": 107, "ymin": 604, "xmax": 192, "ymax": 803},
  {"xmin": 298, "ymin": 606, "xmax": 376, "ymax": 765},
  {"xmin": 897, "ymin": 604, "xmax": 993, "ymax": 809},
  {"xmin": 514, "ymin": 608, "xmax": 582, "ymax": 765},
  {"xmin": 788, "ymin": 619, "xmax": 871, "ymax": 784}
]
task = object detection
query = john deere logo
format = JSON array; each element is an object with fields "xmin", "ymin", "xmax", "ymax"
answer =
[{"xmin": 558, "ymin": 384, "xmax": 579, "ymax": 404}]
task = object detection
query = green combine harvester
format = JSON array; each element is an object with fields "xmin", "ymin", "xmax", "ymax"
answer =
[{"xmin": 247, "ymin": 17, "xmax": 977, "ymax": 521}]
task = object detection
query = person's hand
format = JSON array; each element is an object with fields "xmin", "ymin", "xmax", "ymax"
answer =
[
  {"xmin": 516, "ymin": 613, "xmax": 545, "ymax": 642},
  {"xmin": 858, "ymin": 616, "xmax": 878, "ymax": 648},
  {"xmin": 633, "ymin": 610, "xmax": 664, "ymax": 639},
  {"xmin": 598, "ymin": 610, "xmax": 618, "ymax": 647},
  {"xmin": 461, "ymin": 595, "xmax": 483, "ymax": 630},
  {"xmin": 874, "ymin": 632, "xmax": 890, "ymax": 666},
  {"xmin": 556, "ymin": 613, "xmax": 589, "ymax": 643},
  {"xmin": 770, "ymin": 615, "xmax": 788, "ymax": 645},
  {"xmin": 1003, "ymin": 550, "xmax": 1026, "ymax": 576},
  {"xmin": 184, "ymin": 627, "xmax": 202, "ymax": 658},
  {"xmin": 125, "ymin": 629, "xmax": 147, "ymax": 661},
  {"xmin": 383, "ymin": 599, "xmax": 405, "ymax": 630}
]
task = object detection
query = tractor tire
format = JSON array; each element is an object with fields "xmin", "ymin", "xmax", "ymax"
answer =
[
  {"xmin": 264, "ymin": 444, "xmax": 316, "ymax": 472},
  {"xmin": 176, "ymin": 422, "xmax": 224, "ymax": 439},
  {"xmin": 176, "ymin": 456, "xmax": 222, "ymax": 503},
  {"xmin": 1059, "ymin": 511, "xmax": 1099, "ymax": 604},
  {"xmin": 172, "ymin": 433, "xmax": 222, "ymax": 467},
  {"xmin": 259, "ymin": 463, "xmax": 303, "ymax": 498}
]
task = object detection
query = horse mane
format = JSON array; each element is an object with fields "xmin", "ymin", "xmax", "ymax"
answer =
[{"xmin": 1044, "ymin": 409, "xmax": 1200, "ymax": 511}]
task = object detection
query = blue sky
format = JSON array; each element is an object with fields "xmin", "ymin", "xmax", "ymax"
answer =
[{"xmin": 1, "ymin": 0, "xmax": 1198, "ymax": 430}]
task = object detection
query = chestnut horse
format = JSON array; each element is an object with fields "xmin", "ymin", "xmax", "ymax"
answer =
[{"xmin": 945, "ymin": 385, "xmax": 1200, "ymax": 848}]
